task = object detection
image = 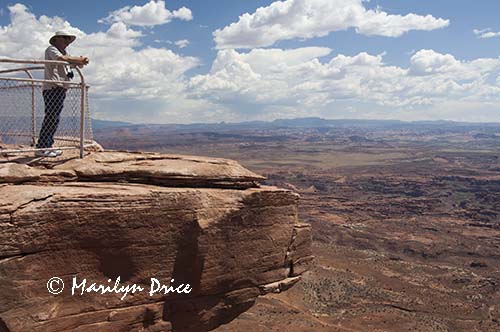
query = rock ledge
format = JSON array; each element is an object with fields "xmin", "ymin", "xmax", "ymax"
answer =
[{"xmin": 0, "ymin": 151, "xmax": 313, "ymax": 332}]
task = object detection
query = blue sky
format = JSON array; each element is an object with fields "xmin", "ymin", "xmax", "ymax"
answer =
[{"xmin": 0, "ymin": 0, "xmax": 499, "ymax": 123}]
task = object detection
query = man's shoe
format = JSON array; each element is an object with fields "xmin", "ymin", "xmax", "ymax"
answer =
[
  {"xmin": 53, "ymin": 149, "xmax": 63, "ymax": 156},
  {"xmin": 35, "ymin": 150, "xmax": 59, "ymax": 158}
]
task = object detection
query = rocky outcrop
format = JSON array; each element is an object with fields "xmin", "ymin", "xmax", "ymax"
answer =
[{"xmin": 0, "ymin": 151, "xmax": 313, "ymax": 332}]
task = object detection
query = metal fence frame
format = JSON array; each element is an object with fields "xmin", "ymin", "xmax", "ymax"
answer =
[{"xmin": 0, "ymin": 58, "xmax": 94, "ymax": 158}]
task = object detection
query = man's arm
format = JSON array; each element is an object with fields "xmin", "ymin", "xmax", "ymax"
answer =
[{"xmin": 57, "ymin": 55, "xmax": 89, "ymax": 66}]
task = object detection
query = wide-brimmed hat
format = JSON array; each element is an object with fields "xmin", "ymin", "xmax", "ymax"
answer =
[{"xmin": 49, "ymin": 31, "xmax": 76, "ymax": 45}]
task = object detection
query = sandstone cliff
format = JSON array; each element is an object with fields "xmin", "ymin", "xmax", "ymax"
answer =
[{"xmin": 0, "ymin": 151, "xmax": 313, "ymax": 332}]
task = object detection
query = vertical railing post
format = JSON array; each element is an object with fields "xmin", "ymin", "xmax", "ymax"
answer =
[
  {"xmin": 80, "ymin": 82, "xmax": 86, "ymax": 158},
  {"xmin": 31, "ymin": 81, "xmax": 36, "ymax": 146},
  {"xmin": 23, "ymin": 69, "xmax": 36, "ymax": 146},
  {"xmin": 74, "ymin": 65, "xmax": 87, "ymax": 159}
]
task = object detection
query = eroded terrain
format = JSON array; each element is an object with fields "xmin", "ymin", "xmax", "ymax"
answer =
[{"xmin": 96, "ymin": 120, "xmax": 500, "ymax": 332}]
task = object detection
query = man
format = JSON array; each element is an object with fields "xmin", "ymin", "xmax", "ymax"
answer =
[{"xmin": 36, "ymin": 31, "xmax": 89, "ymax": 157}]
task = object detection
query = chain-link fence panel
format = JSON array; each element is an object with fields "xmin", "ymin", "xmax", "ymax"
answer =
[{"xmin": 0, "ymin": 62, "xmax": 93, "ymax": 157}]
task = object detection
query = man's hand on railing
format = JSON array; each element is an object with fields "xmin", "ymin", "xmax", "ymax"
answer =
[{"xmin": 80, "ymin": 57, "xmax": 90, "ymax": 66}]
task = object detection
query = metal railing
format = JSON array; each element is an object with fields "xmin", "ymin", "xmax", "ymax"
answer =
[{"xmin": 0, "ymin": 58, "xmax": 94, "ymax": 158}]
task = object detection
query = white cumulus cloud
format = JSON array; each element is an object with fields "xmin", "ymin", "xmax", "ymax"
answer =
[
  {"xmin": 99, "ymin": 0, "xmax": 192, "ymax": 27},
  {"xmin": 190, "ymin": 48, "xmax": 500, "ymax": 118},
  {"xmin": 409, "ymin": 49, "xmax": 462, "ymax": 75},
  {"xmin": 213, "ymin": 0, "xmax": 449, "ymax": 49},
  {"xmin": 174, "ymin": 39, "xmax": 190, "ymax": 48},
  {"xmin": 0, "ymin": 3, "xmax": 199, "ymax": 121},
  {"xmin": 172, "ymin": 7, "xmax": 193, "ymax": 21},
  {"xmin": 2, "ymin": 3, "xmax": 499, "ymax": 123},
  {"xmin": 473, "ymin": 28, "xmax": 500, "ymax": 39}
]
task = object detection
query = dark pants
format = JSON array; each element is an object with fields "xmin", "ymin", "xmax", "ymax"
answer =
[{"xmin": 37, "ymin": 87, "xmax": 66, "ymax": 149}]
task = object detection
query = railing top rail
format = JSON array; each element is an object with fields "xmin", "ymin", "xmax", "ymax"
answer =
[
  {"xmin": 0, "ymin": 58, "xmax": 71, "ymax": 66},
  {"xmin": 0, "ymin": 76, "xmax": 82, "ymax": 87},
  {"xmin": 0, "ymin": 66, "xmax": 44, "ymax": 75},
  {"xmin": 0, "ymin": 58, "xmax": 86, "ymax": 85}
]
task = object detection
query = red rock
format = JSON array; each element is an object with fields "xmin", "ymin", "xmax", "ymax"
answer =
[{"xmin": 0, "ymin": 151, "xmax": 312, "ymax": 332}]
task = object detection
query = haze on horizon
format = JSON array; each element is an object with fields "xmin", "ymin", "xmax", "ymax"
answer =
[{"xmin": 0, "ymin": 0, "xmax": 499, "ymax": 124}]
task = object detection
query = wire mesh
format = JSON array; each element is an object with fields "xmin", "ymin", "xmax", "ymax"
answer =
[{"xmin": 0, "ymin": 64, "xmax": 93, "ymax": 156}]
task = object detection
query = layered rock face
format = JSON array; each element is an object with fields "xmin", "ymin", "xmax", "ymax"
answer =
[{"xmin": 0, "ymin": 152, "xmax": 313, "ymax": 332}]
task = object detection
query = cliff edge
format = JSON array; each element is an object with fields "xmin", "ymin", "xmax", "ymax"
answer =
[{"xmin": 0, "ymin": 151, "xmax": 313, "ymax": 332}]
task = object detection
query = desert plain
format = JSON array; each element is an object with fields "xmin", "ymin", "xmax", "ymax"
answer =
[{"xmin": 95, "ymin": 119, "xmax": 499, "ymax": 332}]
